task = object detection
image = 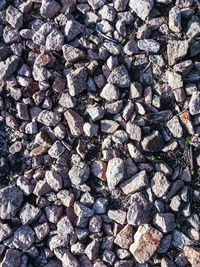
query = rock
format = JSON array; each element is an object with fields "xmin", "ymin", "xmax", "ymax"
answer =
[
  {"xmin": 153, "ymin": 213, "xmax": 176, "ymax": 233},
  {"xmin": 99, "ymin": 5, "xmax": 116, "ymax": 21},
  {"xmin": 129, "ymin": 0, "xmax": 154, "ymax": 21},
  {"xmin": 1, "ymin": 249, "xmax": 21, "ymax": 267},
  {"xmin": 0, "ymin": 223, "xmax": 13, "ymax": 242},
  {"xmin": 108, "ymin": 209, "xmax": 126, "ymax": 225},
  {"xmin": 6, "ymin": 5, "xmax": 23, "ymax": 29},
  {"xmin": 62, "ymin": 45, "xmax": 85, "ymax": 63},
  {"xmin": 172, "ymin": 230, "xmax": 192, "ymax": 248},
  {"xmin": 20, "ymin": 203, "xmax": 41, "ymax": 225},
  {"xmin": 126, "ymin": 122, "xmax": 142, "ymax": 141},
  {"xmin": 187, "ymin": 15, "xmax": 200, "ymax": 39},
  {"xmin": 120, "ymin": 170, "xmax": 148, "ymax": 195},
  {"xmin": 141, "ymin": 131, "xmax": 164, "ymax": 152},
  {"xmin": 167, "ymin": 116, "xmax": 183, "ymax": 138},
  {"xmin": 59, "ymin": 92, "xmax": 77, "ymax": 109},
  {"xmin": 100, "ymin": 83, "xmax": 119, "ymax": 101},
  {"xmin": 173, "ymin": 60, "xmax": 193, "ymax": 76},
  {"xmin": 166, "ymin": 71, "xmax": 183, "ymax": 89},
  {"xmin": 169, "ymin": 6, "xmax": 181, "ymax": 32},
  {"xmin": 112, "ymin": 130, "xmax": 129, "ymax": 144},
  {"xmin": 164, "ymin": 180, "xmax": 184, "ymax": 200},
  {"xmin": 91, "ymin": 161, "xmax": 107, "ymax": 180},
  {"xmin": 189, "ymin": 92, "xmax": 200, "ymax": 115},
  {"xmin": 64, "ymin": 109, "xmax": 84, "ymax": 136},
  {"xmin": 130, "ymin": 82, "xmax": 142, "ymax": 99},
  {"xmin": 74, "ymin": 202, "xmax": 94, "ymax": 217},
  {"xmin": 138, "ymin": 39, "xmax": 160, "ymax": 53},
  {"xmin": 106, "ymin": 158, "xmax": 124, "ymax": 190},
  {"xmin": 40, "ymin": 0, "xmax": 61, "ymax": 18},
  {"xmin": 176, "ymin": 0, "xmax": 193, "ymax": 7},
  {"xmin": 0, "ymin": 55, "xmax": 19, "ymax": 81},
  {"xmin": 157, "ymin": 234, "xmax": 172, "ymax": 254},
  {"xmin": 45, "ymin": 170, "xmax": 63, "ymax": 191},
  {"xmin": 108, "ymin": 65, "xmax": 131, "ymax": 88},
  {"xmin": 148, "ymin": 111, "xmax": 173, "ymax": 122},
  {"xmin": 13, "ymin": 225, "xmax": 35, "ymax": 251},
  {"xmin": 170, "ymin": 195, "xmax": 181, "ymax": 211},
  {"xmin": 37, "ymin": 110, "xmax": 61, "ymax": 126},
  {"xmin": 60, "ymin": 0, "xmax": 76, "ymax": 13},
  {"xmin": 151, "ymin": 172, "xmax": 170, "ymax": 198},
  {"xmin": 57, "ymin": 216, "xmax": 74, "ymax": 240},
  {"xmin": 46, "ymin": 29, "xmax": 64, "ymax": 51},
  {"xmin": 62, "ymin": 252, "xmax": 80, "ymax": 267},
  {"xmin": 179, "ymin": 111, "xmax": 194, "ymax": 135},
  {"xmin": 114, "ymin": 225, "xmax": 134, "ymax": 249},
  {"xmin": 167, "ymin": 41, "xmax": 189, "ymax": 66},
  {"xmin": 34, "ymin": 222, "xmax": 50, "ymax": 241},
  {"xmin": 127, "ymin": 202, "xmax": 149, "ymax": 226},
  {"xmin": 67, "ymin": 67, "xmax": 87, "ymax": 96},
  {"xmin": 103, "ymin": 250, "xmax": 116, "ymax": 265},
  {"xmin": 0, "ymin": 186, "xmax": 23, "ymax": 220},
  {"xmin": 184, "ymin": 246, "xmax": 200, "ymax": 267},
  {"xmin": 127, "ymin": 143, "xmax": 145, "ymax": 162},
  {"xmin": 101, "ymin": 120, "xmax": 119, "ymax": 133},
  {"xmin": 64, "ymin": 20, "xmax": 84, "ymax": 41},
  {"xmin": 130, "ymin": 224, "xmax": 163, "ymax": 264},
  {"xmin": 85, "ymin": 240, "xmax": 99, "ymax": 260},
  {"xmin": 83, "ymin": 122, "xmax": 98, "ymax": 137},
  {"xmin": 48, "ymin": 140, "xmax": 65, "ymax": 158},
  {"xmin": 89, "ymin": 215, "xmax": 102, "ymax": 233},
  {"xmin": 87, "ymin": 106, "xmax": 104, "ymax": 121},
  {"xmin": 69, "ymin": 162, "xmax": 90, "ymax": 185},
  {"xmin": 33, "ymin": 180, "xmax": 51, "ymax": 196},
  {"xmin": 93, "ymin": 197, "xmax": 108, "ymax": 214}
]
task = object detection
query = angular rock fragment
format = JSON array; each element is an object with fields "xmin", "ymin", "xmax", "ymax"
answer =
[
  {"xmin": 126, "ymin": 122, "xmax": 141, "ymax": 141},
  {"xmin": 67, "ymin": 67, "xmax": 87, "ymax": 96},
  {"xmin": 13, "ymin": 225, "xmax": 35, "ymax": 251},
  {"xmin": 169, "ymin": 6, "xmax": 181, "ymax": 32},
  {"xmin": 108, "ymin": 65, "xmax": 130, "ymax": 88},
  {"xmin": 6, "ymin": 5, "xmax": 23, "ymax": 29},
  {"xmin": 153, "ymin": 213, "xmax": 176, "ymax": 233},
  {"xmin": 20, "ymin": 203, "xmax": 41, "ymax": 225},
  {"xmin": 46, "ymin": 29, "xmax": 64, "ymax": 51},
  {"xmin": 167, "ymin": 116, "xmax": 183, "ymax": 138},
  {"xmin": 167, "ymin": 41, "xmax": 189, "ymax": 66},
  {"xmin": 106, "ymin": 158, "xmax": 124, "ymax": 190},
  {"xmin": 184, "ymin": 246, "xmax": 200, "ymax": 267},
  {"xmin": 189, "ymin": 92, "xmax": 200, "ymax": 115},
  {"xmin": 62, "ymin": 45, "xmax": 85, "ymax": 63},
  {"xmin": 37, "ymin": 110, "xmax": 61, "ymax": 126},
  {"xmin": 0, "ymin": 55, "xmax": 19, "ymax": 81},
  {"xmin": 138, "ymin": 39, "xmax": 160, "ymax": 53},
  {"xmin": 107, "ymin": 209, "xmax": 126, "ymax": 225},
  {"xmin": 141, "ymin": 131, "xmax": 164, "ymax": 152},
  {"xmin": 1, "ymin": 249, "xmax": 21, "ymax": 267},
  {"xmin": 69, "ymin": 162, "xmax": 90, "ymax": 185},
  {"xmin": 129, "ymin": 0, "xmax": 154, "ymax": 21},
  {"xmin": 40, "ymin": 0, "xmax": 61, "ymax": 18},
  {"xmin": 151, "ymin": 172, "xmax": 170, "ymax": 197},
  {"xmin": 101, "ymin": 120, "xmax": 119, "ymax": 133},
  {"xmin": 64, "ymin": 109, "xmax": 84, "ymax": 136},
  {"xmin": 64, "ymin": 20, "xmax": 84, "ymax": 41},
  {"xmin": 114, "ymin": 225, "xmax": 134, "ymax": 249}
]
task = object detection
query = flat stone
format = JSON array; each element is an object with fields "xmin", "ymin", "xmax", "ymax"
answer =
[
  {"xmin": 13, "ymin": 225, "xmax": 35, "ymax": 251},
  {"xmin": 74, "ymin": 202, "xmax": 94, "ymax": 217},
  {"xmin": 37, "ymin": 110, "xmax": 61, "ymax": 126},
  {"xmin": 62, "ymin": 44, "xmax": 85, "ymax": 63},
  {"xmin": 167, "ymin": 116, "xmax": 183, "ymax": 138},
  {"xmin": 114, "ymin": 225, "xmax": 134, "ymax": 249},
  {"xmin": 87, "ymin": 106, "xmax": 104, "ymax": 121},
  {"xmin": 129, "ymin": 0, "xmax": 154, "ymax": 21},
  {"xmin": 20, "ymin": 203, "xmax": 41, "ymax": 225},
  {"xmin": 127, "ymin": 143, "xmax": 145, "ymax": 162},
  {"xmin": 106, "ymin": 158, "xmax": 124, "ymax": 190},
  {"xmin": 0, "ymin": 186, "xmax": 23, "ymax": 220},
  {"xmin": 130, "ymin": 224, "xmax": 163, "ymax": 264},
  {"xmin": 67, "ymin": 67, "xmax": 87, "ymax": 96},
  {"xmin": 153, "ymin": 213, "xmax": 176, "ymax": 233},
  {"xmin": 141, "ymin": 131, "xmax": 164, "ymax": 152},
  {"xmin": 167, "ymin": 41, "xmax": 189, "ymax": 66},
  {"xmin": 126, "ymin": 122, "xmax": 141, "ymax": 141},
  {"xmin": 189, "ymin": 92, "xmax": 200, "ymax": 115},
  {"xmin": 6, "ymin": 5, "xmax": 23, "ymax": 29},
  {"xmin": 64, "ymin": 109, "xmax": 84, "ymax": 136},
  {"xmin": 120, "ymin": 170, "xmax": 148, "ymax": 195},
  {"xmin": 48, "ymin": 140, "xmax": 65, "ymax": 158},
  {"xmin": 151, "ymin": 172, "xmax": 170, "ymax": 198},
  {"xmin": 40, "ymin": 0, "xmax": 61, "ymax": 18},
  {"xmin": 148, "ymin": 111, "xmax": 173, "ymax": 122},
  {"xmin": 138, "ymin": 39, "xmax": 160, "ymax": 53},
  {"xmin": 108, "ymin": 65, "xmax": 130, "ymax": 88}
]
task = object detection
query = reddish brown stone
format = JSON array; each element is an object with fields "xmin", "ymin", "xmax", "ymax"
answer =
[
  {"xmin": 114, "ymin": 225, "xmax": 134, "ymax": 249},
  {"xmin": 180, "ymin": 111, "xmax": 194, "ymax": 135},
  {"xmin": 6, "ymin": 115, "xmax": 19, "ymax": 130},
  {"xmin": 184, "ymin": 246, "xmax": 200, "ymax": 267},
  {"xmin": 64, "ymin": 109, "xmax": 84, "ymax": 136},
  {"xmin": 91, "ymin": 161, "xmax": 107, "ymax": 181},
  {"xmin": 31, "ymin": 145, "xmax": 47, "ymax": 156},
  {"xmin": 35, "ymin": 52, "xmax": 52, "ymax": 66},
  {"xmin": 23, "ymin": 82, "xmax": 39, "ymax": 98}
]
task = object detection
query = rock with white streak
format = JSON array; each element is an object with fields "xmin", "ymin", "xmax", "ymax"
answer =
[{"xmin": 106, "ymin": 158, "xmax": 124, "ymax": 190}]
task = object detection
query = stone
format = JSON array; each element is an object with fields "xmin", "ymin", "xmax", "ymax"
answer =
[
  {"xmin": 108, "ymin": 210, "xmax": 126, "ymax": 225},
  {"xmin": 124, "ymin": 40, "xmax": 139, "ymax": 55},
  {"xmin": 100, "ymin": 83, "xmax": 119, "ymax": 101},
  {"xmin": 98, "ymin": 5, "xmax": 116, "ymax": 21},
  {"xmin": 45, "ymin": 170, "xmax": 63, "ymax": 191},
  {"xmin": 1, "ymin": 249, "xmax": 21, "ymax": 267},
  {"xmin": 127, "ymin": 202, "xmax": 149, "ymax": 226},
  {"xmin": 62, "ymin": 45, "xmax": 85, "ymax": 63},
  {"xmin": 130, "ymin": 82, "xmax": 142, "ymax": 99},
  {"xmin": 179, "ymin": 111, "xmax": 194, "ymax": 135},
  {"xmin": 6, "ymin": 5, "xmax": 23, "ymax": 29},
  {"xmin": 64, "ymin": 109, "xmax": 84, "ymax": 136},
  {"xmin": 169, "ymin": 6, "xmax": 181, "ymax": 32},
  {"xmin": 61, "ymin": 0, "xmax": 76, "ymax": 13},
  {"xmin": 176, "ymin": 0, "xmax": 193, "ymax": 7},
  {"xmin": 106, "ymin": 158, "xmax": 124, "ymax": 190},
  {"xmin": 34, "ymin": 222, "xmax": 50, "ymax": 241},
  {"xmin": 187, "ymin": 15, "xmax": 200, "ymax": 39},
  {"xmin": 33, "ymin": 180, "xmax": 51, "ymax": 196},
  {"xmin": 62, "ymin": 252, "xmax": 80, "ymax": 267},
  {"xmin": 46, "ymin": 29, "xmax": 64, "ymax": 51},
  {"xmin": 167, "ymin": 116, "xmax": 183, "ymax": 138},
  {"xmin": 48, "ymin": 141, "xmax": 65, "ymax": 158},
  {"xmin": 89, "ymin": 215, "xmax": 102, "ymax": 233},
  {"xmin": 0, "ymin": 223, "xmax": 13, "ymax": 242},
  {"xmin": 40, "ymin": 0, "xmax": 61, "ymax": 18},
  {"xmin": 64, "ymin": 20, "xmax": 84, "ymax": 41},
  {"xmin": 88, "ymin": 0, "xmax": 105, "ymax": 10},
  {"xmin": 172, "ymin": 230, "xmax": 192, "ymax": 248},
  {"xmin": 0, "ymin": 55, "xmax": 19, "ymax": 81},
  {"xmin": 13, "ymin": 225, "xmax": 35, "ymax": 251},
  {"xmin": 93, "ymin": 197, "xmax": 108, "ymax": 214},
  {"xmin": 153, "ymin": 213, "xmax": 176, "ymax": 233},
  {"xmin": 57, "ymin": 216, "xmax": 74, "ymax": 239},
  {"xmin": 101, "ymin": 120, "xmax": 119, "ymax": 133},
  {"xmin": 83, "ymin": 123, "xmax": 98, "ymax": 137},
  {"xmin": 126, "ymin": 122, "xmax": 141, "ymax": 141},
  {"xmin": 91, "ymin": 161, "xmax": 107, "ymax": 181},
  {"xmin": 166, "ymin": 71, "xmax": 183, "ymax": 89},
  {"xmin": 184, "ymin": 246, "xmax": 200, "ymax": 267},
  {"xmin": 127, "ymin": 143, "xmax": 145, "ymax": 162},
  {"xmin": 108, "ymin": 65, "xmax": 130, "ymax": 88},
  {"xmin": 74, "ymin": 202, "xmax": 94, "ymax": 217},
  {"xmin": 130, "ymin": 224, "xmax": 163, "ymax": 264},
  {"xmin": 16, "ymin": 103, "xmax": 29, "ymax": 120},
  {"xmin": 20, "ymin": 203, "xmax": 41, "ymax": 225},
  {"xmin": 151, "ymin": 172, "xmax": 170, "ymax": 198},
  {"xmin": 97, "ymin": 20, "xmax": 113, "ymax": 33},
  {"xmin": 32, "ymin": 23, "xmax": 54, "ymax": 46},
  {"xmin": 167, "ymin": 41, "xmax": 189, "ymax": 66},
  {"xmin": 37, "ymin": 110, "xmax": 61, "ymax": 126},
  {"xmin": 129, "ymin": 0, "xmax": 154, "ymax": 21},
  {"xmin": 189, "ymin": 92, "xmax": 200, "ymax": 115},
  {"xmin": 67, "ymin": 67, "xmax": 87, "ymax": 96},
  {"xmin": 69, "ymin": 162, "xmax": 90, "ymax": 185},
  {"xmin": 114, "ymin": 225, "xmax": 134, "ymax": 249},
  {"xmin": 141, "ymin": 131, "xmax": 164, "ymax": 152},
  {"xmin": 157, "ymin": 234, "xmax": 172, "ymax": 254},
  {"xmin": 112, "ymin": 130, "xmax": 129, "ymax": 144},
  {"xmin": 173, "ymin": 60, "xmax": 193, "ymax": 76},
  {"xmin": 0, "ymin": 186, "xmax": 23, "ymax": 220},
  {"xmin": 138, "ymin": 39, "xmax": 160, "ymax": 53},
  {"xmin": 87, "ymin": 106, "xmax": 104, "ymax": 121},
  {"xmin": 170, "ymin": 195, "xmax": 181, "ymax": 211},
  {"xmin": 120, "ymin": 170, "xmax": 148, "ymax": 195},
  {"xmin": 103, "ymin": 250, "xmax": 116, "ymax": 265},
  {"xmin": 59, "ymin": 92, "xmax": 77, "ymax": 109},
  {"xmin": 85, "ymin": 240, "xmax": 99, "ymax": 260}
]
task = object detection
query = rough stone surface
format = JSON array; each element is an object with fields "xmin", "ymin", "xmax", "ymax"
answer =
[
  {"xmin": 151, "ymin": 172, "xmax": 170, "ymax": 197},
  {"xmin": 106, "ymin": 158, "xmax": 124, "ymax": 190},
  {"xmin": 129, "ymin": 0, "xmax": 154, "ymax": 21},
  {"xmin": 141, "ymin": 131, "xmax": 164, "ymax": 152}
]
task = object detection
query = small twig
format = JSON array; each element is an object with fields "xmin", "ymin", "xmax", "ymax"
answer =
[{"xmin": 95, "ymin": 25, "xmax": 118, "ymax": 43}]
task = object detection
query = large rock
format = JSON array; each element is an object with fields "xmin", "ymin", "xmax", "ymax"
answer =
[
  {"xmin": 130, "ymin": 224, "xmax": 163, "ymax": 264},
  {"xmin": 0, "ymin": 55, "xmax": 19, "ymax": 81},
  {"xmin": 1, "ymin": 249, "xmax": 21, "ymax": 267},
  {"xmin": 106, "ymin": 158, "xmax": 124, "ymax": 190},
  {"xmin": 129, "ymin": 0, "xmax": 154, "ymax": 21},
  {"xmin": 37, "ymin": 110, "xmax": 61, "ymax": 126},
  {"xmin": 64, "ymin": 109, "xmax": 84, "ymax": 136},
  {"xmin": 151, "ymin": 172, "xmax": 170, "ymax": 198},
  {"xmin": 13, "ymin": 225, "xmax": 35, "ymax": 251},
  {"xmin": 64, "ymin": 20, "xmax": 84, "ymax": 41},
  {"xmin": 114, "ymin": 225, "xmax": 134, "ymax": 249},
  {"xmin": 141, "ymin": 131, "xmax": 164, "ymax": 152},
  {"xmin": 167, "ymin": 41, "xmax": 189, "ymax": 66},
  {"xmin": 189, "ymin": 92, "xmax": 200, "ymax": 115},
  {"xmin": 153, "ymin": 213, "xmax": 176, "ymax": 233},
  {"xmin": 40, "ymin": 0, "xmax": 61, "ymax": 18},
  {"xmin": 107, "ymin": 65, "xmax": 130, "ymax": 88},
  {"xmin": 6, "ymin": 5, "xmax": 23, "ymax": 29},
  {"xmin": 67, "ymin": 67, "xmax": 87, "ymax": 96},
  {"xmin": 0, "ymin": 186, "xmax": 23, "ymax": 220},
  {"xmin": 69, "ymin": 162, "xmax": 90, "ymax": 185}
]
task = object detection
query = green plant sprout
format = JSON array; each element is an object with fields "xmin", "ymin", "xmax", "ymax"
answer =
[
  {"xmin": 190, "ymin": 168, "xmax": 194, "ymax": 175},
  {"xmin": 83, "ymin": 35, "xmax": 90, "ymax": 45},
  {"xmin": 195, "ymin": 181, "xmax": 200, "ymax": 187},
  {"xmin": 118, "ymin": 39, "xmax": 126, "ymax": 45},
  {"xmin": 98, "ymin": 180, "xmax": 103, "ymax": 185},
  {"xmin": 98, "ymin": 158, "xmax": 104, "ymax": 162},
  {"xmin": 185, "ymin": 137, "xmax": 192, "ymax": 146},
  {"xmin": 165, "ymin": 66, "xmax": 171, "ymax": 71},
  {"xmin": 150, "ymin": 155, "xmax": 161, "ymax": 166}
]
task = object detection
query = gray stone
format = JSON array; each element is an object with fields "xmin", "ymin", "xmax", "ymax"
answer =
[
  {"xmin": 20, "ymin": 203, "xmax": 41, "ymax": 225},
  {"xmin": 129, "ymin": 0, "xmax": 154, "ymax": 21},
  {"xmin": 48, "ymin": 140, "xmax": 65, "ymax": 158},
  {"xmin": 106, "ymin": 158, "xmax": 124, "ymax": 190},
  {"xmin": 62, "ymin": 252, "xmax": 80, "ymax": 267},
  {"xmin": 0, "ymin": 186, "xmax": 23, "ymax": 220},
  {"xmin": 67, "ymin": 67, "xmax": 87, "ymax": 96},
  {"xmin": 46, "ymin": 29, "xmax": 64, "ymax": 51},
  {"xmin": 153, "ymin": 213, "xmax": 176, "ymax": 233},
  {"xmin": 172, "ymin": 230, "xmax": 192, "ymax": 248},
  {"xmin": 112, "ymin": 130, "xmax": 129, "ymax": 144},
  {"xmin": 187, "ymin": 15, "xmax": 200, "ymax": 39},
  {"xmin": 166, "ymin": 71, "xmax": 183, "ymax": 89},
  {"xmin": 167, "ymin": 116, "xmax": 183, "ymax": 138},
  {"xmin": 176, "ymin": 0, "xmax": 193, "ymax": 7},
  {"xmin": 126, "ymin": 122, "xmax": 142, "ymax": 141},
  {"xmin": 45, "ymin": 170, "xmax": 63, "ymax": 191},
  {"xmin": 64, "ymin": 109, "xmax": 84, "ymax": 136},
  {"xmin": 87, "ymin": 106, "xmax": 104, "ymax": 121},
  {"xmin": 170, "ymin": 195, "xmax": 181, "ymax": 211},
  {"xmin": 57, "ymin": 216, "xmax": 74, "ymax": 240},
  {"xmin": 157, "ymin": 234, "xmax": 172, "ymax": 254},
  {"xmin": 83, "ymin": 122, "xmax": 98, "ymax": 137},
  {"xmin": 99, "ymin": 5, "xmax": 116, "ymax": 21},
  {"xmin": 108, "ymin": 209, "xmax": 126, "ymax": 225},
  {"xmin": 13, "ymin": 225, "xmax": 35, "ymax": 251},
  {"xmin": 103, "ymin": 250, "xmax": 116, "ymax": 265},
  {"xmin": 93, "ymin": 197, "xmax": 108, "ymax": 214},
  {"xmin": 37, "ymin": 110, "xmax": 61, "ymax": 126},
  {"xmin": 34, "ymin": 222, "xmax": 50, "ymax": 241},
  {"xmin": 0, "ymin": 55, "xmax": 19, "ymax": 81},
  {"xmin": 59, "ymin": 92, "xmax": 77, "ymax": 109},
  {"xmin": 32, "ymin": 23, "xmax": 54, "ymax": 46},
  {"xmin": 108, "ymin": 65, "xmax": 130, "ymax": 88},
  {"xmin": 3, "ymin": 26, "xmax": 21, "ymax": 44},
  {"xmin": 167, "ymin": 41, "xmax": 189, "ymax": 66},
  {"xmin": 1, "ymin": 249, "xmax": 21, "ymax": 267},
  {"xmin": 40, "ymin": 0, "xmax": 61, "ymax": 18},
  {"xmin": 6, "ymin": 5, "xmax": 23, "ymax": 29},
  {"xmin": 189, "ymin": 92, "xmax": 200, "ymax": 115},
  {"xmin": 169, "ymin": 6, "xmax": 181, "ymax": 33},
  {"xmin": 74, "ymin": 202, "xmax": 94, "ymax": 217},
  {"xmin": 138, "ymin": 39, "xmax": 160, "ymax": 53},
  {"xmin": 100, "ymin": 83, "xmax": 119, "ymax": 101},
  {"xmin": 85, "ymin": 240, "xmax": 99, "ymax": 260},
  {"xmin": 151, "ymin": 172, "xmax": 170, "ymax": 198},
  {"xmin": 64, "ymin": 20, "xmax": 84, "ymax": 41},
  {"xmin": 89, "ymin": 215, "xmax": 102, "ymax": 233},
  {"xmin": 69, "ymin": 162, "xmax": 90, "ymax": 185},
  {"xmin": 127, "ymin": 202, "xmax": 149, "ymax": 226},
  {"xmin": 0, "ymin": 223, "xmax": 13, "ymax": 242},
  {"xmin": 88, "ymin": 0, "xmax": 105, "ymax": 10},
  {"xmin": 141, "ymin": 131, "xmax": 164, "ymax": 152}
]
